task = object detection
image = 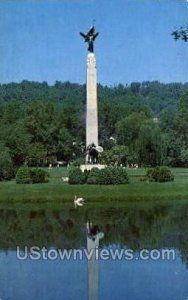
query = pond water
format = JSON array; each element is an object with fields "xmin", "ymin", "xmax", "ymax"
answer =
[{"xmin": 0, "ymin": 202, "xmax": 188, "ymax": 300}]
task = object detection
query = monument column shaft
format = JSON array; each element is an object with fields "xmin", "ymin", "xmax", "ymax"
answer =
[{"xmin": 86, "ymin": 53, "xmax": 98, "ymax": 148}]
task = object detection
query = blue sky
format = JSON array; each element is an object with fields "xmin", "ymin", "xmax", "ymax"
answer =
[{"xmin": 0, "ymin": 0, "xmax": 188, "ymax": 85}]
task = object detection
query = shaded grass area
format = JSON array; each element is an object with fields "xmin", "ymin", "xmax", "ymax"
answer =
[{"xmin": 0, "ymin": 167, "xmax": 188, "ymax": 204}]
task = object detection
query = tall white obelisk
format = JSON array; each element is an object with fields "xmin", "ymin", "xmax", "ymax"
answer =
[
  {"xmin": 80, "ymin": 26, "xmax": 101, "ymax": 166},
  {"xmin": 86, "ymin": 52, "xmax": 98, "ymax": 148}
]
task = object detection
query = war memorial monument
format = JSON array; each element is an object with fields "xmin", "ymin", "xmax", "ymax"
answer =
[{"xmin": 80, "ymin": 25, "xmax": 105, "ymax": 171}]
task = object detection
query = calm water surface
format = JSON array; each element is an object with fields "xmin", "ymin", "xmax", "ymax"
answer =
[{"xmin": 0, "ymin": 202, "xmax": 188, "ymax": 300}]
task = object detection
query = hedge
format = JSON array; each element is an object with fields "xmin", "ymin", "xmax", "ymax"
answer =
[
  {"xmin": 69, "ymin": 166, "xmax": 129, "ymax": 185},
  {"xmin": 146, "ymin": 166, "xmax": 174, "ymax": 182},
  {"xmin": 16, "ymin": 167, "xmax": 49, "ymax": 184}
]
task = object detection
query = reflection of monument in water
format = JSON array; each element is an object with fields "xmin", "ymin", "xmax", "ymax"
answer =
[
  {"xmin": 80, "ymin": 26, "xmax": 105, "ymax": 169},
  {"xmin": 86, "ymin": 220, "xmax": 104, "ymax": 300}
]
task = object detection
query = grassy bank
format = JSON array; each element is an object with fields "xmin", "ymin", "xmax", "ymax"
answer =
[{"xmin": 0, "ymin": 167, "xmax": 188, "ymax": 204}]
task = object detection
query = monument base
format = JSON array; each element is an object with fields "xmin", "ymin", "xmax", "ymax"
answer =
[{"xmin": 80, "ymin": 164, "xmax": 106, "ymax": 172}]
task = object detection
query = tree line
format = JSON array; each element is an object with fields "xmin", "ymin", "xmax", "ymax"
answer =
[{"xmin": 0, "ymin": 80, "xmax": 187, "ymax": 179}]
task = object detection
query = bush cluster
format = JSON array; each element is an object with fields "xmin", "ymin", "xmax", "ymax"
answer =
[
  {"xmin": 93, "ymin": 167, "xmax": 129, "ymax": 185},
  {"xmin": 146, "ymin": 166, "xmax": 174, "ymax": 182},
  {"xmin": 16, "ymin": 167, "xmax": 49, "ymax": 184},
  {"xmin": 30, "ymin": 168, "xmax": 49, "ymax": 183},
  {"xmin": 16, "ymin": 166, "xmax": 31, "ymax": 184},
  {"xmin": 86, "ymin": 168, "xmax": 101, "ymax": 184},
  {"xmin": 69, "ymin": 167, "xmax": 129, "ymax": 185},
  {"xmin": 68, "ymin": 168, "xmax": 86, "ymax": 184}
]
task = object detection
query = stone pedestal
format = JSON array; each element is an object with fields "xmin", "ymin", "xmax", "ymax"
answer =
[{"xmin": 86, "ymin": 53, "xmax": 98, "ymax": 148}]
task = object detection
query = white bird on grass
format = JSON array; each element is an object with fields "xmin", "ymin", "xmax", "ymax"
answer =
[{"xmin": 74, "ymin": 195, "xmax": 85, "ymax": 208}]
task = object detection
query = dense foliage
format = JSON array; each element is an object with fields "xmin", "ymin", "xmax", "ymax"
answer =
[
  {"xmin": 86, "ymin": 167, "xmax": 101, "ymax": 184},
  {"xmin": 0, "ymin": 80, "xmax": 187, "ymax": 177},
  {"xmin": 29, "ymin": 168, "xmax": 49, "ymax": 183},
  {"xmin": 89, "ymin": 167, "xmax": 129, "ymax": 185},
  {"xmin": 0, "ymin": 145, "xmax": 14, "ymax": 181},
  {"xmin": 16, "ymin": 167, "xmax": 49, "ymax": 184},
  {"xmin": 16, "ymin": 166, "xmax": 31, "ymax": 184},
  {"xmin": 172, "ymin": 26, "xmax": 188, "ymax": 42},
  {"xmin": 68, "ymin": 168, "xmax": 86, "ymax": 184},
  {"xmin": 69, "ymin": 167, "xmax": 129, "ymax": 185},
  {"xmin": 146, "ymin": 166, "xmax": 174, "ymax": 182}
]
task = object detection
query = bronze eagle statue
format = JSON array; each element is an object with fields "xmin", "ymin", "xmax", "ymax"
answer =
[{"xmin": 80, "ymin": 26, "xmax": 99, "ymax": 53}]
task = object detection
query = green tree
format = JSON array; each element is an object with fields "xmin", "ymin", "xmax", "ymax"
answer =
[
  {"xmin": 172, "ymin": 26, "xmax": 188, "ymax": 42},
  {"xmin": 137, "ymin": 121, "xmax": 167, "ymax": 166},
  {"xmin": 100, "ymin": 145, "xmax": 129, "ymax": 166},
  {"xmin": 180, "ymin": 149, "xmax": 188, "ymax": 161},
  {"xmin": 0, "ymin": 145, "xmax": 14, "ymax": 180},
  {"xmin": 99, "ymin": 101, "xmax": 126, "ymax": 141},
  {"xmin": 0, "ymin": 121, "xmax": 31, "ymax": 166},
  {"xmin": 27, "ymin": 143, "xmax": 47, "ymax": 166},
  {"xmin": 175, "ymin": 91, "xmax": 188, "ymax": 148},
  {"xmin": 26, "ymin": 100, "xmax": 56, "ymax": 145},
  {"xmin": 116, "ymin": 112, "xmax": 149, "ymax": 147},
  {"xmin": 159, "ymin": 109, "xmax": 182, "ymax": 164}
]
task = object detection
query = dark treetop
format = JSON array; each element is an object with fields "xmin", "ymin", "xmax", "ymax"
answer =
[
  {"xmin": 80, "ymin": 26, "xmax": 99, "ymax": 53},
  {"xmin": 171, "ymin": 26, "xmax": 188, "ymax": 42}
]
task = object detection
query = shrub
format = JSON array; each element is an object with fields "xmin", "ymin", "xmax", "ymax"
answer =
[
  {"xmin": 69, "ymin": 168, "xmax": 86, "ymax": 184},
  {"xmin": 68, "ymin": 166, "xmax": 129, "ymax": 185},
  {"xmin": 30, "ymin": 168, "xmax": 49, "ymax": 183},
  {"xmin": 16, "ymin": 166, "xmax": 31, "ymax": 184},
  {"xmin": 84, "ymin": 169, "xmax": 90, "ymax": 179},
  {"xmin": 16, "ymin": 167, "xmax": 49, "ymax": 184},
  {"xmin": 97, "ymin": 167, "xmax": 129, "ymax": 185},
  {"xmin": 146, "ymin": 166, "xmax": 174, "ymax": 182},
  {"xmin": 87, "ymin": 168, "xmax": 100, "ymax": 184},
  {"xmin": 87, "ymin": 167, "xmax": 129, "ymax": 185}
]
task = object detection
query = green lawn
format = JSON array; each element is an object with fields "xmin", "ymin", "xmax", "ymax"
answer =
[{"xmin": 0, "ymin": 167, "xmax": 188, "ymax": 205}]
